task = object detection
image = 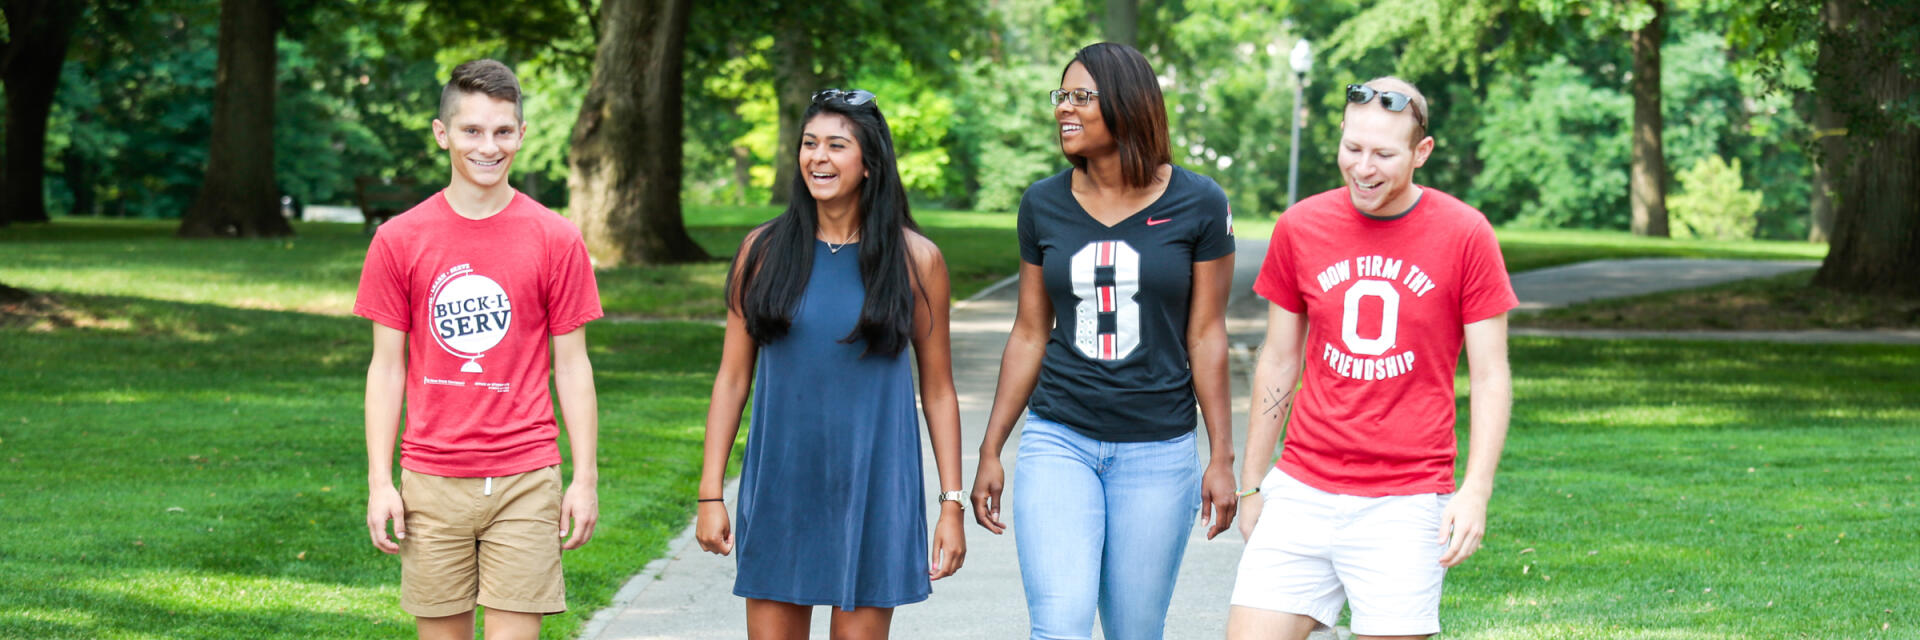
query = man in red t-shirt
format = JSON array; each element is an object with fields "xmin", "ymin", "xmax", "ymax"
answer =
[
  {"xmin": 355, "ymin": 59, "xmax": 603, "ymax": 640},
  {"xmin": 1228, "ymin": 77, "xmax": 1516, "ymax": 639}
]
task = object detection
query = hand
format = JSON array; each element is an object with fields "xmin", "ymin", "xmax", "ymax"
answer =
[
  {"xmin": 1237, "ymin": 492, "xmax": 1263, "ymax": 541},
  {"xmin": 695, "ymin": 501, "xmax": 733, "ymax": 555},
  {"xmin": 1438, "ymin": 487, "xmax": 1490, "ymax": 568},
  {"xmin": 929, "ymin": 505, "xmax": 967, "ymax": 580},
  {"xmin": 560, "ymin": 480, "xmax": 599, "ymax": 550},
  {"xmin": 1199, "ymin": 459, "xmax": 1239, "ymax": 540},
  {"xmin": 970, "ymin": 455, "xmax": 1007, "ymax": 534},
  {"xmin": 367, "ymin": 483, "xmax": 406, "ymax": 554}
]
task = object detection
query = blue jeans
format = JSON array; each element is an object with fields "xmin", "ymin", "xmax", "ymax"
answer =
[{"xmin": 1013, "ymin": 414, "xmax": 1201, "ymax": 640}]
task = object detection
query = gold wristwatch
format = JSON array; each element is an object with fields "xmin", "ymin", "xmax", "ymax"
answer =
[{"xmin": 937, "ymin": 490, "xmax": 966, "ymax": 509}]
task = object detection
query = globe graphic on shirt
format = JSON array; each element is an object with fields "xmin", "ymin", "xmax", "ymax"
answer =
[{"xmin": 431, "ymin": 271, "xmax": 512, "ymax": 373}]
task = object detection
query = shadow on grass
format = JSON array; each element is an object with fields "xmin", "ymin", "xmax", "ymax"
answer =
[
  {"xmin": 1, "ymin": 293, "xmax": 729, "ymax": 639},
  {"xmin": 1435, "ymin": 337, "xmax": 1920, "ymax": 635},
  {"xmin": 0, "ymin": 584, "xmax": 409, "ymax": 639}
]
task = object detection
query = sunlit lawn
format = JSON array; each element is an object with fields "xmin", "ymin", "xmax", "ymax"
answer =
[
  {"xmin": 1443, "ymin": 337, "xmax": 1920, "ymax": 638},
  {"xmin": 5, "ymin": 213, "xmax": 1909, "ymax": 639},
  {"xmin": 0, "ymin": 295, "xmax": 719, "ymax": 639}
]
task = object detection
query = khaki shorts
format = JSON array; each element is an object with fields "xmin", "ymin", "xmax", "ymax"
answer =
[{"xmin": 399, "ymin": 466, "xmax": 565, "ymax": 617}]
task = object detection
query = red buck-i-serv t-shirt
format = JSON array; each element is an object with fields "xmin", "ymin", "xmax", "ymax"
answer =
[
  {"xmin": 1254, "ymin": 186, "xmax": 1516, "ymax": 496},
  {"xmin": 354, "ymin": 190, "xmax": 603, "ymax": 478}
]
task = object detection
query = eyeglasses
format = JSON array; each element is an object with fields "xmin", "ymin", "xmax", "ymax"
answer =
[
  {"xmin": 1049, "ymin": 88, "xmax": 1101, "ymax": 107},
  {"xmin": 812, "ymin": 88, "xmax": 877, "ymax": 107},
  {"xmin": 1346, "ymin": 83, "xmax": 1427, "ymax": 134}
]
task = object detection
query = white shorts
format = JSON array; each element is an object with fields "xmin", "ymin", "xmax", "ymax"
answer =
[{"xmin": 1230, "ymin": 468, "xmax": 1451, "ymax": 637}]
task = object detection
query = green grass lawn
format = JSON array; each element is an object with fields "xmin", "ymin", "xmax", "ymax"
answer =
[
  {"xmin": 1490, "ymin": 228, "xmax": 1826, "ymax": 274},
  {"xmin": 0, "ymin": 294, "xmax": 720, "ymax": 639},
  {"xmin": 1449, "ymin": 337, "xmax": 1919, "ymax": 638},
  {"xmin": 3, "ymin": 212, "xmax": 1908, "ymax": 638}
]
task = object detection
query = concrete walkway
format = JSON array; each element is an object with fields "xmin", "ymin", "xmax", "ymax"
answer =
[{"xmin": 583, "ymin": 242, "xmax": 1875, "ymax": 640}]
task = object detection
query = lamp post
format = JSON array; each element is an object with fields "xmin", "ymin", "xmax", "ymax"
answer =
[{"xmin": 1286, "ymin": 39, "xmax": 1313, "ymax": 209}]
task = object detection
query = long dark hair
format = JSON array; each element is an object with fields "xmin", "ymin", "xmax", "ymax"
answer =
[
  {"xmin": 726, "ymin": 94, "xmax": 922, "ymax": 357},
  {"xmin": 1062, "ymin": 42, "xmax": 1171, "ymax": 190}
]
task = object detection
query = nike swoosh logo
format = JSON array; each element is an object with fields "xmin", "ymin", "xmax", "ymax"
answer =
[{"xmin": 1145, "ymin": 217, "xmax": 1172, "ymax": 226}]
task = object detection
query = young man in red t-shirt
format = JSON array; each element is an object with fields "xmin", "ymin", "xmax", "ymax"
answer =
[
  {"xmin": 355, "ymin": 59, "xmax": 603, "ymax": 640},
  {"xmin": 1228, "ymin": 77, "xmax": 1516, "ymax": 639}
]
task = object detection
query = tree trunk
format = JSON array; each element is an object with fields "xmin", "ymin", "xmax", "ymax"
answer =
[
  {"xmin": 1628, "ymin": 0, "xmax": 1669, "ymax": 238},
  {"xmin": 566, "ymin": 0, "xmax": 708, "ymax": 266},
  {"xmin": 1104, "ymin": 0, "xmax": 1137, "ymax": 46},
  {"xmin": 1807, "ymin": 89, "xmax": 1842, "ymax": 243},
  {"xmin": 1, "ymin": 0, "xmax": 82, "ymax": 226},
  {"xmin": 767, "ymin": 21, "xmax": 825, "ymax": 207},
  {"xmin": 731, "ymin": 144, "xmax": 753, "ymax": 205},
  {"xmin": 178, "ymin": 0, "xmax": 291, "ymax": 238},
  {"xmin": 1810, "ymin": 0, "xmax": 1920, "ymax": 297}
]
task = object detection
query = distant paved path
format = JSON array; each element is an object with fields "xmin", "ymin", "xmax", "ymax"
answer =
[
  {"xmin": 1509, "ymin": 258, "xmax": 1819, "ymax": 310},
  {"xmin": 584, "ymin": 242, "xmax": 1898, "ymax": 640}
]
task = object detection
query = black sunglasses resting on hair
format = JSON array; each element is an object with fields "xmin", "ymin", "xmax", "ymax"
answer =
[
  {"xmin": 812, "ymin": 88, "xmax": 877, "ymax": 107},
  {"xmin": 1346, "ymin": 83, "xmax": 1427, "ymax": 132}
]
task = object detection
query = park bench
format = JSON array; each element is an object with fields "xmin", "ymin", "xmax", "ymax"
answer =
[{"xmin": 354, "ymin": 176, "xmax": 427, "ymax": 234}]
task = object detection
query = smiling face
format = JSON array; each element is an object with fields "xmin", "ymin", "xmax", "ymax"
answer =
[
  {"xmin": 1056, "ymin": 61, "xmax": 1115, "ymax": 159},
  {"xmin": 433, "ymin": 92, "xmax": 524, "ymax": 192},
  {"xmin": 1338, "ymin": 100, "xmax": 1433, "ymax": 216},
  {"xmin": 800, "ymin": 113, "xmax": 867, "ymax": 208}
]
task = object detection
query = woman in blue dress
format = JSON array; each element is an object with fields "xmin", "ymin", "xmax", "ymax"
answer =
[{"xmin": 696, "ymin": 88, "xmax": 968, "ymax": 639}]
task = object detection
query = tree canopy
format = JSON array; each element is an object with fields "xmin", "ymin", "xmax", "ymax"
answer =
[{"xmin": 5, "ymin": 0, "xmax": 1914, "ymax": 287}]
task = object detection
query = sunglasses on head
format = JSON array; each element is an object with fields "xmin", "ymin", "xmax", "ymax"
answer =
[
  {"xmin": 812, "ymin": 88, "xmax": 877, "ymax": 107},
  {"xmin": 1346, "ymin": 83, "xmax": 1428, "ymax": 133}
]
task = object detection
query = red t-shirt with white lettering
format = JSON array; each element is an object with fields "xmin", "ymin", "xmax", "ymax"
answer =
[
  {"xmin": 1254, "ymin": 186, "xmax": 1515, "ymax": 496},
  {"xmin": 354, "ymin": 190, "xmax": 603, "ymax": 478}
]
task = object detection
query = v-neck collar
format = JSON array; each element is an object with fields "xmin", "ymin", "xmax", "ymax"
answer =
[{"xmin": 1066, "ymin": 166, "xmax": 1181, "ymax": 229}]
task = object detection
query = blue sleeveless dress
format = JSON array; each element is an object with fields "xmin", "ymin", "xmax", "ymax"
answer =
[{"xmin": 733, "ymin": 240, "xmax": 931, "ymax": 610}]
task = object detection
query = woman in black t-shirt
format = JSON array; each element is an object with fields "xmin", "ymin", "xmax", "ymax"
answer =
[{"xmin": 969, "ymin": 42, "xmax": 1240, "ymax": 639}]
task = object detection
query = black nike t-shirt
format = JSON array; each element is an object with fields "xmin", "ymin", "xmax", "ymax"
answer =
[{"xmin": 1018, "ymin": 165, "xmax": 1235, "ymax": 442}]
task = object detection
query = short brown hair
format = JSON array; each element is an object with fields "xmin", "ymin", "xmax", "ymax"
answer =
[
  {"xmin": 438, "ymin": 59, "xmax": 523, "ymax": 123},
  {"xmin": 1063, "ymin": 43, "xmax": 1171, "ymax": 190}
]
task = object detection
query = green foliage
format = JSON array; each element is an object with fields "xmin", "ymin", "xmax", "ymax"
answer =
[
  {"xmin": 1155, "ymin": 0, "xmax": 1301, "ymax": 218},
  {"xmin": 949, "ymin": 59, "xmax": 1060, "ymax": 213},
  {"xmin": 12, "ymin": 0, "xmax": 1839, "ymax": 241},
  {"xmin": 1668, "ymin": 155, "xmax": 1761, "ymax": 240},
  {"xmin": 46, "ymin": 1, "xmax": 220, "ymax": 219},
  {"xmin": 1470, "ymin": 57, "xmax": 1632, "ymax": 228}
]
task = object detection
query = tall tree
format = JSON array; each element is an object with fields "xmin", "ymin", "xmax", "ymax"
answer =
[
  {"xmin": 1328, "ymin": 0, "xmax": 1675, "ymax": 236},
  {"xmin": 1, "ymin": 0, "xmax": 83, "ymax": 226},
  {"xmin": 1627, "ymin": 0, "xmax": 1669, "ymax": 236},
  {"xmin": 1735, "ymin": 0, "xmax": 1918, "ymax": 295},
  {"xmin": 1806, "ymin": 0, "xmax": 1919, "ymax": 295},
  {"xmin": 567, "ymin": 0, "xmax": 708, "ymax": 265},
  {"xmin": 178, "ymin": 0, "xmax": 291, "ymax": 238},
  {"xmin": 766, "ymin": 17, "xmax": 834, "ymax": 206},
  {"xmin": 702, "ymin": 0, "xmax": 980, "ymax": 205},
  {"xmin": 1105, "ymin": 0, "xmax": 1138, "ymax": 46}
]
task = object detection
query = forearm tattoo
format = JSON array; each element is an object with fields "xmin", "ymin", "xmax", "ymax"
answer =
[{"xmin": 1260, "ymin": 385, "xmax": 1295, "ymax": 419}]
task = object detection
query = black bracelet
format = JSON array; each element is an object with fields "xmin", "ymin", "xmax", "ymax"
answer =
[{"xmin": 697, "ymin": 498, "xmax": 724, "ymax": 503}]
